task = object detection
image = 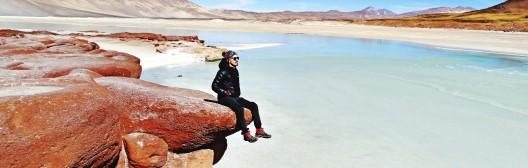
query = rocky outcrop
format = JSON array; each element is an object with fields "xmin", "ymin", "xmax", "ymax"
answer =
[
  {"xmin": 96, "ymin": 32, "xmax": 203, "ymax": 44},
  {"xmin": 122, "ymin": 133, "xmax": 168, "ymax": 168},
  {"xmin": 0, "ymin": 70, "xmax": 122, "ymax": 167},
  {"xmin": 1, "ymin": 29, "xmax": 244, "ymax": 167},
  {"xmin": 75, "ymin": 31, "xmax": 223, "ymax": 62},
  {"xmin": 95, "ymin": 76, "xmax": 253, "ymax": 151},
  {"xmin": 164, "ymin": 150, "xmax": 214, "ymax": 168},
  {"xmin": 0, "ymin": 30, "xmax": 142, "ymax": 79}
]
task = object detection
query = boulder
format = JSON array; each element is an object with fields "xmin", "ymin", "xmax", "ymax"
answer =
[
  {"xmin": 101, "ymin": 32, "xmax": 166, "ymax": 41},
  {"xmin": 122, "ymin": 133, "xmax": 168, "ymax": 168},
  {"xmin": 164, "ymin": 35, "xmax": 199, "ymax": 42},
  {"xmin": 198, "ymin": 47, "xmax": 226, "ymax": 62},
  {"xmin": 163, "ymin": 150, "xmax": 214, "ymax": 168},
  {"xmin": 0, "ymin": 71, "xmax": 122, "ymax": 167},
  {"xmin": 95, "ymin": 77, "xmax": 253, "ymax": 152},
  {"xmin": 0, "ymin": 36, "xmax": 142, "ymax": 79}
]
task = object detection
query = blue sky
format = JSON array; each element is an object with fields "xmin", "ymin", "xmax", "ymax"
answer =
[{"xmin": 192, "ymin": 0, "xmax": 505, "ymax": 14}]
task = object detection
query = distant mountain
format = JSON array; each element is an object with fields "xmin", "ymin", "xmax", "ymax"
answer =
[
  {"xmin": 361, "ymin": 6, "xmax": 397, "ymax": 16},
  {"xmin": 354, "ymin": 0, "xmax": 528, "ymax": 32},
  {"xmin": 398, "ymin": 6, "xmax": 476, "ymax": 18},
  {"xmin": 210, "ymin": 6, "xmax": 478, "ymax": 20},
  {"xmin": 0, "ymin": 0, "xmax": 477, "ymax": 20},
  {"xmin": 0, "ymin": 0, "xmax": 221, "ymax": 18},
  {"xmin": 211, "ymin": 7, "xmax": 398, "ymax": 20}
]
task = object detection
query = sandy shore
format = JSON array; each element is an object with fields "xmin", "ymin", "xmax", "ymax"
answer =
[
  {"xmin": 81, "ymin": 37, "xmax": 204, "ymax": 69},
  {"xmin": 1, "ymin": 16, "xmax": 528, "ymax": 57}
]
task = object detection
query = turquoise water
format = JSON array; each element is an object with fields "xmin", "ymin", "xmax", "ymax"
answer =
[
  {"xmin": 143, "ymin": 33, "xmax": 528, "ymax": 168},
  {"xmin": 3, "ymin": 22, "xmax": 528, "ymax": 168}
]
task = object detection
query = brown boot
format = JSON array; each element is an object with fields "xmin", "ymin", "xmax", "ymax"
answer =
[
  {"xmin": 255, "ymin": 128, "xmax": 272, "ymax": 138},
  {"xmin": 243, "ymin": 131, "xmax": 258, "ymax": 143}
]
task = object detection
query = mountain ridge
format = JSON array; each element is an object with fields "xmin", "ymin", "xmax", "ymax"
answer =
[
  {"xmin": 352, "ymin": 0, "xmax": 528, "ymax": 32},
  {"xmin": 0, "ymin": 0, "xmax": 476, "ymax": 20}
]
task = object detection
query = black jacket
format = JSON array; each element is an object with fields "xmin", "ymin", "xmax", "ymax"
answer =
[{"xmin": 212, "ymin": 58, "xmax": 241, "ymax": 99}]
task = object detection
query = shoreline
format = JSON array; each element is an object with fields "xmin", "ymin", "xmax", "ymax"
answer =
[
  {"xmin": 80, "ymin": 37, "xmax": 204, "ymax": 70},
  {"xmin": 1, "ymin": 16, "xmax": 528, "ymax": 57}
]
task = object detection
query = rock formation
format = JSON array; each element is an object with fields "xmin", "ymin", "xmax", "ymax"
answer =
[
  {"xmin": 0, "ymin": 70, "xmax": 122, "ymax": 167},
  {"xmin": 95, "ymin": 76, "xmax": 252, "ymax": 151},
  {"xmin": 0, "ymin": 29, "xmax": 249, "ymax": 167},
  {"xmin": 122, "ymin": 133, "xmax": 168, "ymax": 168},
  {"xmin": 164, "ymin": 149, "xmax": 214, "ymax": 168}
]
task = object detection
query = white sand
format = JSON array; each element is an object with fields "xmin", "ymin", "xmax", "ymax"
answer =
[
  {"xmin": 81, "ymin": 37, "xmax": 203, "ymax": 70},
  {"xmin": 1, "ymin": 16, "xmax": 528, "ymax": 57}
]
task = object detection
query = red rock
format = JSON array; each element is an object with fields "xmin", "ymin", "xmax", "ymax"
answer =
[
  {"xmin": 67, "ymin": 68, "xmax": 104, "ymax": 81},
  {"xmin": 0, "ymin": 29, "xmax": 58, "ymax": 37},
  {"xmin": 80, "ymin": 30, "xmax": 100, "ymax": 33},
  {"xmin": 88, "ymin": 49, "xmax": 110, "ymax": 54},
  {"xmin": 3, "ymin": 54, "xmax": 141, "ymax": 78},
  {"xmin": 95, "ymin": 77, "xmax": 253, "ymax": 152},
  {"xmin": 101, "ymin": 51, "xmax": 141, "ymax": 64},
  {"xmin": 0, "ymin": 48, "xmax": 39, "ymax": 56},
  {"xmin": 163, "ymin": 150, "xmax": 213, "ymax": 168},
  {"xmin": 27, "ymin": 30, "xmax": 59, "ymax": 35},
  {"xmin": 104, "ymin": 32, "xmax": 166, "ymax": 41},
  {"xmin": 45, "ymin": 38, "xmax": 97, "ymax": 52},
  {"xmin": 0, "ymin": 69, "xmax": 47, "ymax": 80},
  {"xmin": 0, "ymin": 36, "xmax": 142, "ymax": 79},
  {"xmin": 39, "ymin": 39, "xmax": 55, "ymax": 45},
  {"xmin": 164, "ymin": 35, "xmax": 199, "ymax": 42},
  {"xmin": 98, "ymin": 32, "xmax": 202, "ymax": 43},
  {"xmin": 0, "ymin": 71, "xmax": 122, "ymax": 167},
  {"xmin": 122, "ymin": 133, "xmax": 168, "ymax": 168},
  {"xmin": 90, "ymin": 42, "xmax": 100, "ymax": 50},
  {"xmin": 69, "ymin": 33, "xmax": 85, "ymax": 36},
  {"xmin": 0, "ymin": 31, "xmax": 232, "ymax": 166},
  {"xmin": 0, "ymin": 29, "xmax": 26, "ymax": 37}
]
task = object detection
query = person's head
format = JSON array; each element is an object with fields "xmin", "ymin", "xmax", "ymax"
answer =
[{"xmin": 222, "ymin": 50, "xmax": 239, "ymax": 67}]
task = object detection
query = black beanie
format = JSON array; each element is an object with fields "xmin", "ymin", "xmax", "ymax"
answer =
[{"xmin": 222, "ymin": 50, "xmax": 237, "ymax": 59}]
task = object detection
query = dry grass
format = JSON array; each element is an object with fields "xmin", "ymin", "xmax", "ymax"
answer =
[{"xmin": 349, "ymin": 12, "xmax": 528, "ymax": 32}]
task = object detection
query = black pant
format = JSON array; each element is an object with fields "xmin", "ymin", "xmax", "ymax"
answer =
[{"xmin": 218, "ymin": 97, "xmax": 262, "ymax": 133}]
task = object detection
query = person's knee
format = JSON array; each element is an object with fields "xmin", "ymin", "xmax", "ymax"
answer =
[
  {"xmin": 235, "ymin": 106, "xmax": 245, "ymax": 114},
  {"xmin": 249, "ymin": 102, "xmax": 258, "ymax": 110}
]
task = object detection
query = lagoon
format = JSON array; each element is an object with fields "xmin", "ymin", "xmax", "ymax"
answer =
[{"xmin": 145, "ymin": 32, "xmax": 528, "ymax": 168}]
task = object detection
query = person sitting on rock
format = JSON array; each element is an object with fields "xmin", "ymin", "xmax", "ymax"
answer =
[{"xmin": 211, "ymin": 50, "xmax": 272, "ymax": 143}]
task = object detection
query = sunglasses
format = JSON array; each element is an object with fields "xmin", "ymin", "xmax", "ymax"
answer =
[{"xmin": 232, "ymin": 57, "xmax": 240, "ymax": 60}]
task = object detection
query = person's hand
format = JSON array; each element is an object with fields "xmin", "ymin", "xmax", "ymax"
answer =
[{"xmin": 226, "ymin": 89, "xmax": 231, "ymax": 96}]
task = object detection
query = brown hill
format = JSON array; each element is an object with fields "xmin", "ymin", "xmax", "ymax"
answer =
[
  {"xmin": 480, "ymin": 0, "xmax": 528, "ymax": 13},
  {"xmin": 0, "ymin": 0, "xmax": 221, "ymax": 18},
  {"xmin": 398, "ymin": 7, "xmax": 476, "ymax": 18},
  {"xmin": 352, "ymin": 0, "xmax": 528, "ymax": 32}
]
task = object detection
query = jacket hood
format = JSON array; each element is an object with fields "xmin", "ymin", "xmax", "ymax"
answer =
[{"xmin": 218, "ymin": 58, "xmax": 231, "ymax": 69}]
